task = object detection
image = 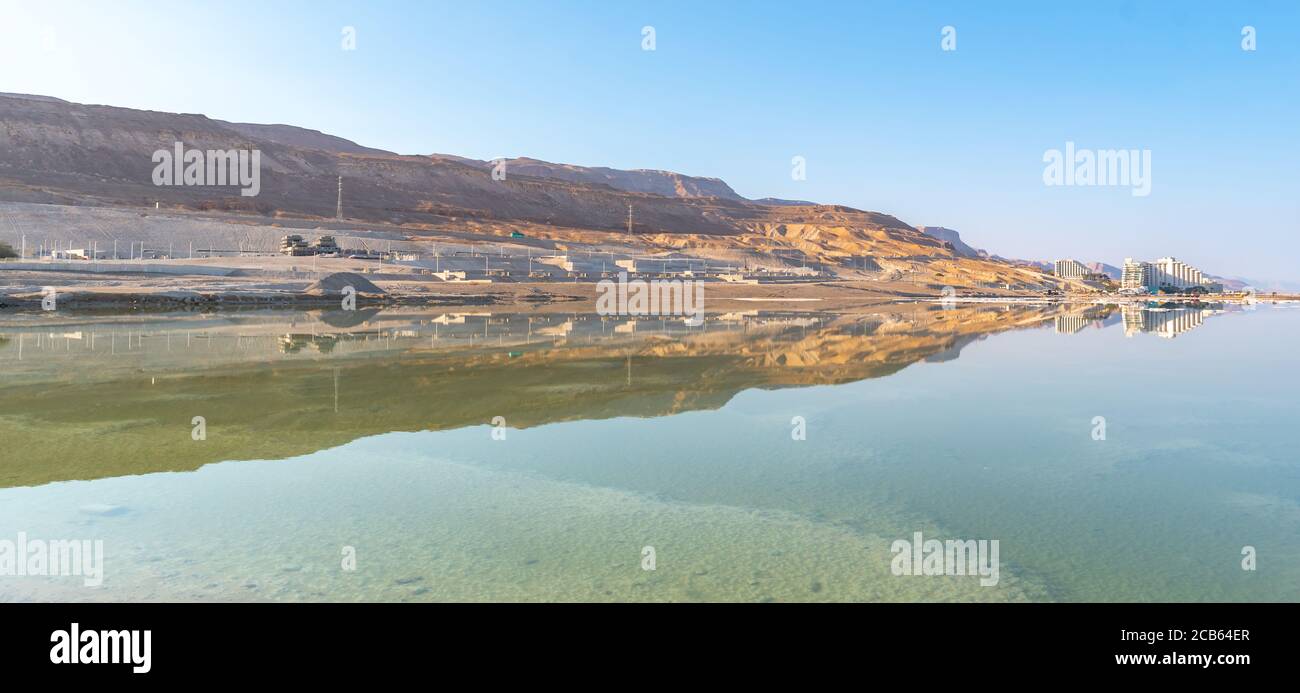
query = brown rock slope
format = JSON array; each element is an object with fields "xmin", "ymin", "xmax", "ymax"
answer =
[{"xmin": 0, "ymin": 92, "xmax": 1053, "ymax": 289}]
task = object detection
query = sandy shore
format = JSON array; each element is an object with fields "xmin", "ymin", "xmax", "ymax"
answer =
[
  {"xmin": 0, "ymin": 256, "xmax": 972, "ymax": 310},
  {"xmin": 1, "ymin": 258, "xmax": 1281, "ymax": 313}
]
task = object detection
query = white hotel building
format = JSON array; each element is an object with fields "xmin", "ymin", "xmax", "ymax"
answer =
[
  {"xmin": 1053, "ymin": 258, "xmax": 1091, "ymax": 280},
  {"xmin": 1121, "ymin": 257, "xmax": 1220, "ymax": 293}
]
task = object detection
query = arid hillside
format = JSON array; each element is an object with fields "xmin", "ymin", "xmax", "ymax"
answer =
[
  {"xmin": 433, "ymin": 154, "xmax": 745, "ymax": 200},
  {"xmin": 0, "ymin": 92, "xmax": 1055, "ymax": 288}
]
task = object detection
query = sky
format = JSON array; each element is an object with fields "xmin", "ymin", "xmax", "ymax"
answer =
[{"xmin": 3, "ymin": 0, "xmax": 1298, "ymax": 281}]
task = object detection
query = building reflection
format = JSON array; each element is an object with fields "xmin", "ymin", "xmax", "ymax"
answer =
[
  {"xmin": 1121, "ymin": 304, "xmax": 1222, "ymax": 338},
  {"xmin": 0, "ymin": 301, "xmax": 1243, "ymax": 488},
  {"xmin": 1054, "ymin": 306, "xmax": 1121, "ymax": 334}
]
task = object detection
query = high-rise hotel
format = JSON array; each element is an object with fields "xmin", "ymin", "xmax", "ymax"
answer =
[
  {"xmin": 1120, "ymin": 257, "xmax": 1221, "ymax": 293},
  {"xmin": 1054, "ymin": 258, "xmax": 1092, "ymax": 279}
]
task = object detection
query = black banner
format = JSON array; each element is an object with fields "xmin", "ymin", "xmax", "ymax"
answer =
[{"xmin": 0, "ymin": 602, "xmax": 1287, "ymax": 682}]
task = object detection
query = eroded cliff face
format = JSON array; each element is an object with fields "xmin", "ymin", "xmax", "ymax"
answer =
[
  {"xmin": 0, "ymin": 93, "xmax": 748, "ymax": 233},
  {"xmin": 0, "ymin": 93, "xmax": 1052, "ymax": 283},
  {"xmin": 435, "ymin": 155, "xmax": 746, "ymax": 201}
]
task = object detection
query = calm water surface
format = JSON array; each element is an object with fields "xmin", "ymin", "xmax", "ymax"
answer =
[{"xmin": 1, "ymin": 302, "xmax": 1296, "ymax": 602}]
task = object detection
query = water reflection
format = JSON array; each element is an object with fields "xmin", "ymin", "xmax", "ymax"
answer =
[
  {"xmin": 1052, "ymin": 302, "xmax": 1225, "ymax": 338},
  {"xmin": 1054, "ymin": 305, "xmax": 1121, "ymax": 334},
  {"xmin": 1, "ymin": 300, "xmax": 1295, "ymax": 603},
  {"xmin": 0, "ymin": 302, "xmax": 1234, "ymax": 489},
  {"xmin": 1121, "ymin": 303, "xmax": 1222, "ymax": 339}
]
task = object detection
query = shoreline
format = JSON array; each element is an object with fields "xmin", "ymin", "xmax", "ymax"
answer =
[
  {"xmin": 1, "ymin": 286, "xmax": 1287, "ymax": 315},
  {"xmin": 2, "ymin": 261, "xmax": 1291, "ymax": 314}
]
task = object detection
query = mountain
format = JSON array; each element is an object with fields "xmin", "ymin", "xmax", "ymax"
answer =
[
  {"xmin": 0, "ymin": 92, "xmax": 1056, "ymax": 288},
  {"xmin": 752, "ymin": 197, "xmax": 820, "ymax": 206},
  {"xmin": 433, "ymin": 155, "xmax": 744, "ymax": 200},
  {"xmin": 1086, "ymin": 262, "xmax": 1122, "ymax": 280},
  {"xmin": 999, "ymin": 258, "xmax": 1054, "ymax": 272},
  {"xmin": 1209, "ymin": 275, "xmax": 1250, "ymax": 290},
  {"xmin": 918, "ymin": 226, "xmax": 981, "ymax": 258},
  {"xmin": 0, "ymin": 92, "xmax": 69, "ymax": 104},
  {"xmin": 1208, "ymin": 275, "xmax": 1289, "ymax": 291},
  {"xmin": 218, "ymin": 121, "xmax": 394, "ymax": 157},
  {"xmin": 0, "ymin": 92, "xmax": 747, "ymax": 233}
]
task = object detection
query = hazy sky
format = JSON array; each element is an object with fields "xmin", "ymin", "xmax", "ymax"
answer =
[{"xmin": 3, "ymin": 0, "xmax": 1297, "ymax": 280}]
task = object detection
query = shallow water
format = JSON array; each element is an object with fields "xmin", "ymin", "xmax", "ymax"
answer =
[{"xmin": 1, "ymin": 302, "xmax": 1296, "ymax": 602}]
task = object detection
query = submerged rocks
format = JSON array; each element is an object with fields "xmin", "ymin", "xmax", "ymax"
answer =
[{"xmin": 78, "ymin": 503, "xmax": 130, "ymax": 517}]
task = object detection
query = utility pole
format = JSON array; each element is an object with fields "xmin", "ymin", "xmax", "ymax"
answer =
[
  {"xmin": 336, "ymin": 176, "xmax": 343, "ymax": 221},
  {"xmin": 627, "ymin": 204, "xmax": 633, "ymax": 234}
]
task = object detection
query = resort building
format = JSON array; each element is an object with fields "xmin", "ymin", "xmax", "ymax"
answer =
[
  {"xmin": 1149, "ymin": 257, "xmax": 1204, "ymax": 290},
  {"xmin": 1120, "ymin": 257, "xmax": 1220, "ymax": 293},
  {"xmin": 1121, "ymin": 258, "xmax": 1148, "ymax": 291},
  {"xmin": 1054, "ymin": 259, "xmax": 1091, "ymax": 279}
]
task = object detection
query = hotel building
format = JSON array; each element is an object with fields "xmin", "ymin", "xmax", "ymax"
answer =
[
  {"xmin": 1054, "ymin": 259, "xmax": 1091, "ymax": 279},
  {"xmin": 1120, "ymin": 257, "xmax": 1220, "ymax": 293}
]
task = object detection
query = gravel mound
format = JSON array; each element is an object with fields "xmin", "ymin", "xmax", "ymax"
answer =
[{"xmin": 304, "ymin": 272, "xmax": 385, "ymax": 296}]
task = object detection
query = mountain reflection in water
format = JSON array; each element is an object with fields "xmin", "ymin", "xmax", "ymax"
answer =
[
  {"xmin": 0, "ymin": 302, "xmax": 1227, "ymax": 489},
  {"xmin": 4, "ymin": 300, "xmax": 1297, "ymax": 604}
]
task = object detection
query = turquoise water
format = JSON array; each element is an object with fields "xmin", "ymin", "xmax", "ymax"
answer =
[{"xmin": 1, "ymin": 303, "xmax": 1297, "ymax": 602}]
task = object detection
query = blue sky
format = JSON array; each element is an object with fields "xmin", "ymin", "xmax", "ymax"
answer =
[{"xmin": 3, "ymin": 0, "xmax": 1298, "ymax": 281}]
